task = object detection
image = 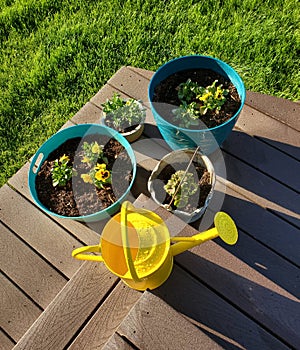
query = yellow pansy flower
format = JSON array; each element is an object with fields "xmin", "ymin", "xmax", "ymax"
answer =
[
  {"xmin": 81, "ymin": 156, "xmax": 90, "ymax": 163},
  {"xmin": 215, "ymin": 87, "xmax": 224, "ymax": 100},
  {"xmin": 199, "ymin": 91, "xmax": 212, "ymax": 102},
  {"xmin": 91, "ymin": 142, "xmax": 101, "ymax": 154},
  {"xmin": 95, "ymin": 169, "xmax": 110, "ymax": 181},
  {"xmin": 81, "ymin": 174, "xmax": 93, "ymax": 184},
  {"xmin": 59, "ymin": 154, "xmax": 70, "ymax": 163},
  {"xmin": 95, "ymin": 163, "xmax": 106, "ymax": 171}
]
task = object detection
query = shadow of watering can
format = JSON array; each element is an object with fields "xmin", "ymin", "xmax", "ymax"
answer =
[{"xmin": 72, "ymin": 201, "xmax": 238, "ymax": 291}]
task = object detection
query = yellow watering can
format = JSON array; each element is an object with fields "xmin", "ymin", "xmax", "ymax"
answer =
[{"xmin": 72, "ymin": 201, "xmax": 238, "ymax": 291}]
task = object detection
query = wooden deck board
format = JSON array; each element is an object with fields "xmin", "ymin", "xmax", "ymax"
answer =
[
  {"xmin": 0, "ymin": 274, "xmax": 42, "ymax": 342},
  {"xmin": 236, "ymin": 105, "xmax": 300, "ymax": 159},
  {"xmin": 221, "ymin": 151, "xmax": 299, "ymax": 227},
  {"xmin": 13, "ymin": 263, "xmax": 118, "ymax": 350},
  {"xmin": 0, "ymin": 185, "xmax": 82, "ymax": 278},
  {"xmin": 245, "ymin": 91, "xmax": 300, "ymax": 130},
  {"xmin": 103, "ymin": 333, "xmax": 135, "ymax": 350},
  {"xmin": 222, "ymin": 129, "xmax": 300, "ymax": 192},
  {"xmin": 68, "ymin": 282, "xmax": 141, "ymax": 349},
  {"xmin": 220, "ymin": 185, "xmax": 300, "ymax": 265},
  {"xmin": 70, "ymin": 101, "xmax": 101, "ymax": 125},
  {"xmin": 116, "ymin": 291, "xmax": 224, "ymax": 350},
  {"xmin": 0, "ymin": 222, "xmax": 67, "ymax": 308},
  {"xmin": 107, "ymin": 66, "xmax": 150, "ymax": 104},
  {"xmin": 219, "ymin": 228, "xmax": 299, "ymax": 298},
  {"xmin": 153, "ymin": 265, "xmax": 290, "ymax": 350},
  {"xmin": 0, "ymin": 329, "xmax": 15, "ymax": 350},
  {"xmin": 133, "ymin": 194, "xmax": 300, "ymax": 349},
  {"xmin": 176, "ymin": 238, "xmax": 300, "ymax": 348}
]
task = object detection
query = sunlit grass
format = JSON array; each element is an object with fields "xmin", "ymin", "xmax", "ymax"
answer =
[{"xmin": 0, "ymin": 0, "xmax": 299, "ymax": 186}]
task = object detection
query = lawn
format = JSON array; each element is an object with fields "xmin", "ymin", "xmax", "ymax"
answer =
[{"xmin": 0, "ymin": 0, "xmax": 299, "ymax": 186}]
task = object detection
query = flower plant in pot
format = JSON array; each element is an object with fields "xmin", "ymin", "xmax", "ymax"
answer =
[
  {"xmin": 28, "ymin": 124, "xmax": 136, "ymax": 222},
  {"xmin": 148, "ymin": 55, "xmax": 246, "ymax": 154},
  {"xmin": 148, "ymin": 148, "xmax": 215, "ymax": 223},
  {"xmin": 101, "ymin": 93, "xmax": 146, "ymax": 142}
]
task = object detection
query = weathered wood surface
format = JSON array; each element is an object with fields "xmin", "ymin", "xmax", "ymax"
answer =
[
  {"xmin": 114, "ymin": 291, "xmax": 224, "ymax": 350},
  {"xmin": 12, "ymin": 263, "xmax": 119, "ymax": 350},
  {"xmin": 0, "ymin": 66, "xmax": 298, "ymax": 349}
]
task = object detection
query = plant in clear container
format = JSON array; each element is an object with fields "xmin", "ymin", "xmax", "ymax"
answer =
[
  {"xmin": 101, "ymin": 93, "xmax": 146, "ymax": 142},
  {"xmin": 148, "ymin": 148, "xmax": 216, "ymax": 223}
]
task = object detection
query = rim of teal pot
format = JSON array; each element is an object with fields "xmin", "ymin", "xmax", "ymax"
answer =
[
  {"xmin": 28, "ymin": 124, "xmax": 137, "ymax": 221},
  {"xmin": 148, "ymin": 55, "xmax": 246, "ymax": 133}
]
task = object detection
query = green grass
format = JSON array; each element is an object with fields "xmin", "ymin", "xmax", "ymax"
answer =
[{"xmin": 0, "ymin": 0, "xmax": 299, "ymax": 186}]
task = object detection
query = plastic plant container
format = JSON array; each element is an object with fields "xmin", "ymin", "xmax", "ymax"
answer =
[
  {"xmin": 28, "ymin": 124, "xmax": 137, "ymax": 222},
  {"xmin": 148, "ymin": 55, "xmax": 246, "ymax": 154}
]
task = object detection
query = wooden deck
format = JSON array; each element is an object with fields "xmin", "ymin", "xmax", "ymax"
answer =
[{"xmin": 1, "ymin": 66, "xmax": 299, "ymax": 350}]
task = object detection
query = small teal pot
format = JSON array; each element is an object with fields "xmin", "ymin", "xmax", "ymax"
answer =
[
  {"xmin": 148, "ymin": 55, "xmax": 246, "ymax": 154},
  {"xmin": 28, "ymin": 124, "xmax": 137, "ymax": 222}
]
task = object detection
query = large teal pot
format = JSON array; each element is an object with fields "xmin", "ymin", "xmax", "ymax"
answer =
[
  {"xmin": 148, "ymin": 55, "xmax": 246, "ymax": 154},
  {"xmin": 28, "ymin": 124, "xmax": 136, "ymax": 222}
]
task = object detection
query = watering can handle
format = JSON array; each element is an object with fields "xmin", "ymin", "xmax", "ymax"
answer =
[
  {"xmin": 72, "ymin": 245, "xmax": 104, "ymax": 262},
  {"xmin": 121, "ymin": 201, "xmax": 141, "ymax": 282}
]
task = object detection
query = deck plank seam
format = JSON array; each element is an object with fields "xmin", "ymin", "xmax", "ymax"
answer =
[
  {"xmin": 216, "ymin": 176, "xmax": 299, "ymax": 227},
  {"xmin": 243, "ymin": 103, "xmax": 300, "ymax": 132},
  {"xmin": 225, "ymin": 223, "xmax": 299, "ymax": 270},
  {"xmin": 63, "ymin": 277, "xmax": 121, "ymax": 350},
  {"xmin": 1, "ymin": 269, "xmax": 44, "ymax": 312},
  {"xmin": 253, "ymin": 136, "xmax": 300, "ymax": 162},
  {"xmin": 233, "ymin": 125, "xmax": 300, "ymax": 162},
  {"xmin": 0, "ymin": 326, "xmax": 17, "ymax": 348},
  {"xmin": 127, "ymin": 66, "xmax": 152, "ymax": 80},
  {"xmin": 204, "ymin": 208, "xmax": 300, "ymax": 268},
  {"xmin": 204, "ymin": 208, "xmax": 300, "ymax": 270},
  {"xmin": 5, "ymin": 182, "xmax": 93, "ymax": 248},
  {"xmin": 114, "ymin": 332, "xmax": 140, "ymax": 350},
  {"xmin": 173, "ymin": 261, "xmax": 295, "ymax": 350},
  {"xmin": 266, "ymin": 208, "xmax": 300, "ymax": 234},
  {"xmin": 220, "ymin": 147, "xmax": 300, "ymax": 195},
  {"xmin": 0, "ymin": 218, "xmax": 71, "ymax": 282}
]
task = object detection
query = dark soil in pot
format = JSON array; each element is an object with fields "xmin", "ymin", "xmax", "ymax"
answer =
[
  {"xmin": 152, "ymin": 161, "xmax": 212, "ymax": 214},
  {"xmin": 35, "ymin": 134, "xmax": 133, "ymax": 217},
  {"xmin": 152, "ymin": 68, "xmax": 241, "ymax": 129}
]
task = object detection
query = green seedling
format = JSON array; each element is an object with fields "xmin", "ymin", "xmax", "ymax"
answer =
[
  {"xmin": 164, "ymin": 170, "xmax": 198, "ymax": 208},
  {"xmin": 173, "ymin": 79, "xmax": 228, "ymax": 128},
  {"xmin": 101, "ymin": 93, "xmax": 146, "ymax": 131},
  {"xmin": 51, "ymin": 154, "xmax": 75, "ymax": 187},
  {"xmin": 81, "ymin": 141, "xmax": 107, "ymax": 166}
]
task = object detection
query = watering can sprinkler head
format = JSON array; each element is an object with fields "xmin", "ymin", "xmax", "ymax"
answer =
[
  {"xmin": 72, "ymin": 201, "xmax": 238, "ymax": 291},
  {"xmin": 169, "ymin": 211, "xmax": 238, "ymax": 257}
]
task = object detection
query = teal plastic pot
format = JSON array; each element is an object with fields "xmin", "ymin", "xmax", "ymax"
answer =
[
  {"xmin": 28, "ymin": 124, "xmax": 136, "ymax": 222},
  {"xmin": 148, "ymin": 55, "xmax": 246, "ymax": 154}
]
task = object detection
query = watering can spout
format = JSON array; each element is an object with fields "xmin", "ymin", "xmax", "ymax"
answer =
[{"xmin": 170, "ymin": 212, "xmax": 238, "ymax": 257}]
